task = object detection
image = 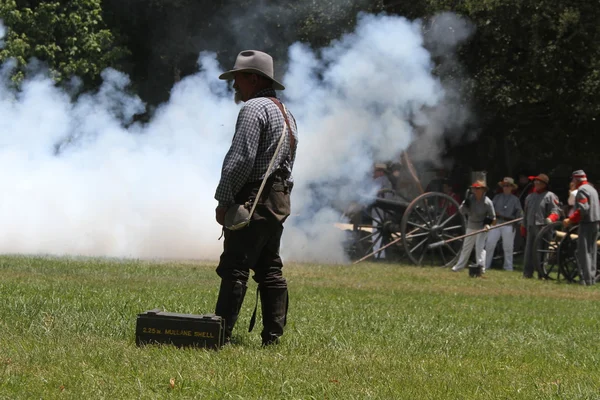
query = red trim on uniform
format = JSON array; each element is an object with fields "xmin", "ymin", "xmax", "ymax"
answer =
[
  {"xmin": 548, "ymin": 213, "xmax": 559, "ymax": 222},
  {"xmin": 578, "ymin": 197, "xmax": 588, "ymax": 204},
  {"xmin": 570, "ymin": 210, "xmax": 582, "ymax": 224},
  {"xmin": 520, "ymin": 225, "xmax": 526, "ymax": 237}
]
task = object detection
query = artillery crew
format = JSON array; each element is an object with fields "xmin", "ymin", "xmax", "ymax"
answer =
[
  {"xmin": 485, "ymin": 177, "xmax": 523, "ymax": 271},
  {"xmin": 521, "ymin": 174, "xmax": 561, "ymax": 279},
  {"xmin": 451, "ymin": 180, "xmax": 496, "ymax": 275},
  {"xmin": 563, "ymin": 170, "xmax": 599, "ymax": 285}
]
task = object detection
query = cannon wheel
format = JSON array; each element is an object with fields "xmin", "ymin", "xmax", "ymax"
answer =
[
  {"xmin": 557, "ymin": 225, "xmax": 600, "ymax": 284},
  {"xmin": 533, "ymin": 221, "xmax": 565, "ymax": 280},
  {"xmin": 343, "ymin": 198, "xmax": 406, "ymax": 262},
  {"xmin": 400, "ymin": 192, "xmax": 466, "ymax": 267},
  {"xmin": 558, "ymin": 225, "xmax": 581, "ymax": 282}
]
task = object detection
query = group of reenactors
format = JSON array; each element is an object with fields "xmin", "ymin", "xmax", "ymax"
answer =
[{"xmin": 453, "ymin": 170, "xmax": 599, "ymax": 285}]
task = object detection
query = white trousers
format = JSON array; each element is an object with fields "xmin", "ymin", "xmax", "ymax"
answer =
[
  {"xmin": 453, "ymin": 228, "xmax": 487, "ymax": 270},
  {"xmin": 485, "ymin": 224, "xmax": 515, "ymax": 270}
]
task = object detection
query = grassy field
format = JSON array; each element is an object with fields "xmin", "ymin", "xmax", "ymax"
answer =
[{"xmin": 1, "ymin": 256, "xmax": 600, "ymax": 399}]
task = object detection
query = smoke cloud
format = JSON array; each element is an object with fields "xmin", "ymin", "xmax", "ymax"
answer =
[{"xmin": 0, "ymin": 13, "xmax": 472, "ymax": 262}]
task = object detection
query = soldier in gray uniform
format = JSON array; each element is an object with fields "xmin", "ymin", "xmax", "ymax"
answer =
[
  {"xmin": 563, "ymin": 170, "xmax": 600, "ymax": 285},
  {"xmin": 520, "ymin": 174, "xmax": 561, "ymax": 279},
  {"xmin": 451, "ymin": 180, "xmax": 496, "ymax": 274}
]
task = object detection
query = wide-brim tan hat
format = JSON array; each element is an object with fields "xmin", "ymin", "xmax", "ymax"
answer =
[
  {"xmin": 498, "ymin": 177, "xmax": 518, "ymax": 189},
  {"xmin": 219, "ymin": 50, "xmax": 285, "ymax": 90}
]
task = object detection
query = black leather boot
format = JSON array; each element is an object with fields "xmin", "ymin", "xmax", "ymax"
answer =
[
  {"xmin": 259, "ymin": 286, "xmax": 288, "ymax": 346},
  {"xmin": 215, "ymin": 279, "xmax": 247, "ymax": 343}
]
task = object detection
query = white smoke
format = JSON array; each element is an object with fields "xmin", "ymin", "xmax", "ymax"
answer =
[{"xmin": 0, "ymin": 13, "xmax": 472, "ymax": 262}]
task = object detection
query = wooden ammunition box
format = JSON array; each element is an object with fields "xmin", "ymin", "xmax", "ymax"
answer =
[{"xmin": 135, "ymin": 309, "xmax": 225, "ymax": 349}]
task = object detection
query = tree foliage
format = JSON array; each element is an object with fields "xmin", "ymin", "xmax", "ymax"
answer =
[
  {"xmin": 385, "ymin": 0, "xmax": 600, "ymax": 175},
  {"xmin": 0, "ymin": 0, "xmax": 128, "ymax": 86},
  {"xmin": 473, "ymin": 0, "xmax": 597, "ymax": 172}
]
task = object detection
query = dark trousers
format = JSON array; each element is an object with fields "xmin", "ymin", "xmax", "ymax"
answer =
[
  {"xmin": 577, "ymin": 222, "xmax": 598, "ymax": 285},
  {"xmin": 215, "ymin": 216, "xmax": 288, "ymax": 344},
  {"xmin": 523, "ymin": 225, "xmax": 542, "ymax": 278},
  {"xmin": 216, "ymin": 218, "xmax": 286, "ymax": 287},
  {"xmin": 215, "ymin": 174, "xmax": 291, "ymax": 344}
]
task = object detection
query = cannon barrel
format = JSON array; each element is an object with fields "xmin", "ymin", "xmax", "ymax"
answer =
[{"xmin": 361, "ymin": 195, "xmax": 411, "ymax": 211}]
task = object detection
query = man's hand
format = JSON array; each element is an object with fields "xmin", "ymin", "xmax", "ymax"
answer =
[
  {"xmin": 216, "ymin": 206, "xmax": 227, "ymax": 226},
  {"xmin": 544, "ymin": 217, "xmax": 553, "ymax": 225},
  {"xmin": 563, "ymin": 218, "xmax": 571, "ymax": 228},
  {"xmin": 484, "ymin": 224, "xmax": 491, "ymax": 231}
]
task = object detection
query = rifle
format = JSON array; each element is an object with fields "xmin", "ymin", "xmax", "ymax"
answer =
[{"xmin": 427, "ymin": 217, "xmax": 523, "ymax": 250}]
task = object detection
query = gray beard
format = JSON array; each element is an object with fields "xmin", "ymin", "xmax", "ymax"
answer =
[{"xmin": 234, "ymin": 91, "xmax": 242, "ymax": 104}]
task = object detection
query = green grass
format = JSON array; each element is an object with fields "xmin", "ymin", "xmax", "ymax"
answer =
[{"xmin": 1, "ymin": 256, "xmax": 600, "ymax": 399}]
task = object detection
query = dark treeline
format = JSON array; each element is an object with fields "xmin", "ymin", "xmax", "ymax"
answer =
[{"xmin": 1, "ymin": 0, "xmax": 599, "ymax": 181}]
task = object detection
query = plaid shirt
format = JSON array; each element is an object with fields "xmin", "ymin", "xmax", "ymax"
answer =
[{"xmin": 215, "ymin": 88, "xmax": 298, "ymax": 207}]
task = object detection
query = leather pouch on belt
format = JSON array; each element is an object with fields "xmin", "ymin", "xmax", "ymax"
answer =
[{"xmin": 224, "ymin": 203, "xmax": 251, "ymax": 231}]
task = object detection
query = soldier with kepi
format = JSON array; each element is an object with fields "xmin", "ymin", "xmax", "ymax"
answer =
[{"xmin": 562, "ymin": 170, "xmax": 599, "ymax": 286}]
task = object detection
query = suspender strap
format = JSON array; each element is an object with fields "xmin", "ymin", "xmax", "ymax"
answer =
[{"xmin": 268, "ymin": 97, "xmax": 295, "ymax": 153}]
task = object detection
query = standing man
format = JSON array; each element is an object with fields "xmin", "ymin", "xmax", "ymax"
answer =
[
  {"xmin": 520, "ymin": 174, "xmax": 561, "ymax": 279},
  {"xmin": 214, "ymin": 50, "xmax": 298, "ymax": 345},
  {"xmin": 451, "ymin": 180, "xmax": 496, "ymax": 275},
  {"xmin": 563, "ymin": 170, "xmax": 599, "ymax": 285},
  {"xmin": 485, "ymin": 177, "xmax": 523, "ymax": 271}
]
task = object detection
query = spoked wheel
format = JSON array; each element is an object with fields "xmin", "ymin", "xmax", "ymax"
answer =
[
  {"xmin": 533, "ymin": 221, "xmax": 566, "ymax": 280},
  {"xmin": 366, "ymin": 203, "xmax": 403, "ymax": 261},
  {"xmin": 558, "ymin": 225, "xmax": 580, "ymax": 283},
  {"xmin": 400, "ymin": 192, "xmax": 466, "ymax": 267},
  {"xmin": 344, "ymin": 229, "xmax": 373, "ymax": 261},
  {"xmin": 345, "ymin": 226, "xmax": 404, "ymax": 261},
  {"xmin": 557, "ymin": 226, "xmax": 600, "ymax": 284},
  {"xmin": 344, "ymin": 199, "xmax": 405, "ymax": 261}
]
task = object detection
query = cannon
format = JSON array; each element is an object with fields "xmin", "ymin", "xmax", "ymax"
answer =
[
  {"xmin": 339, "ymin": 191, "xmax": 466, "ymax": 267},
  {"xmin": 533, "ymin": 222, "xmax": 600, "ymax": 283}
]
